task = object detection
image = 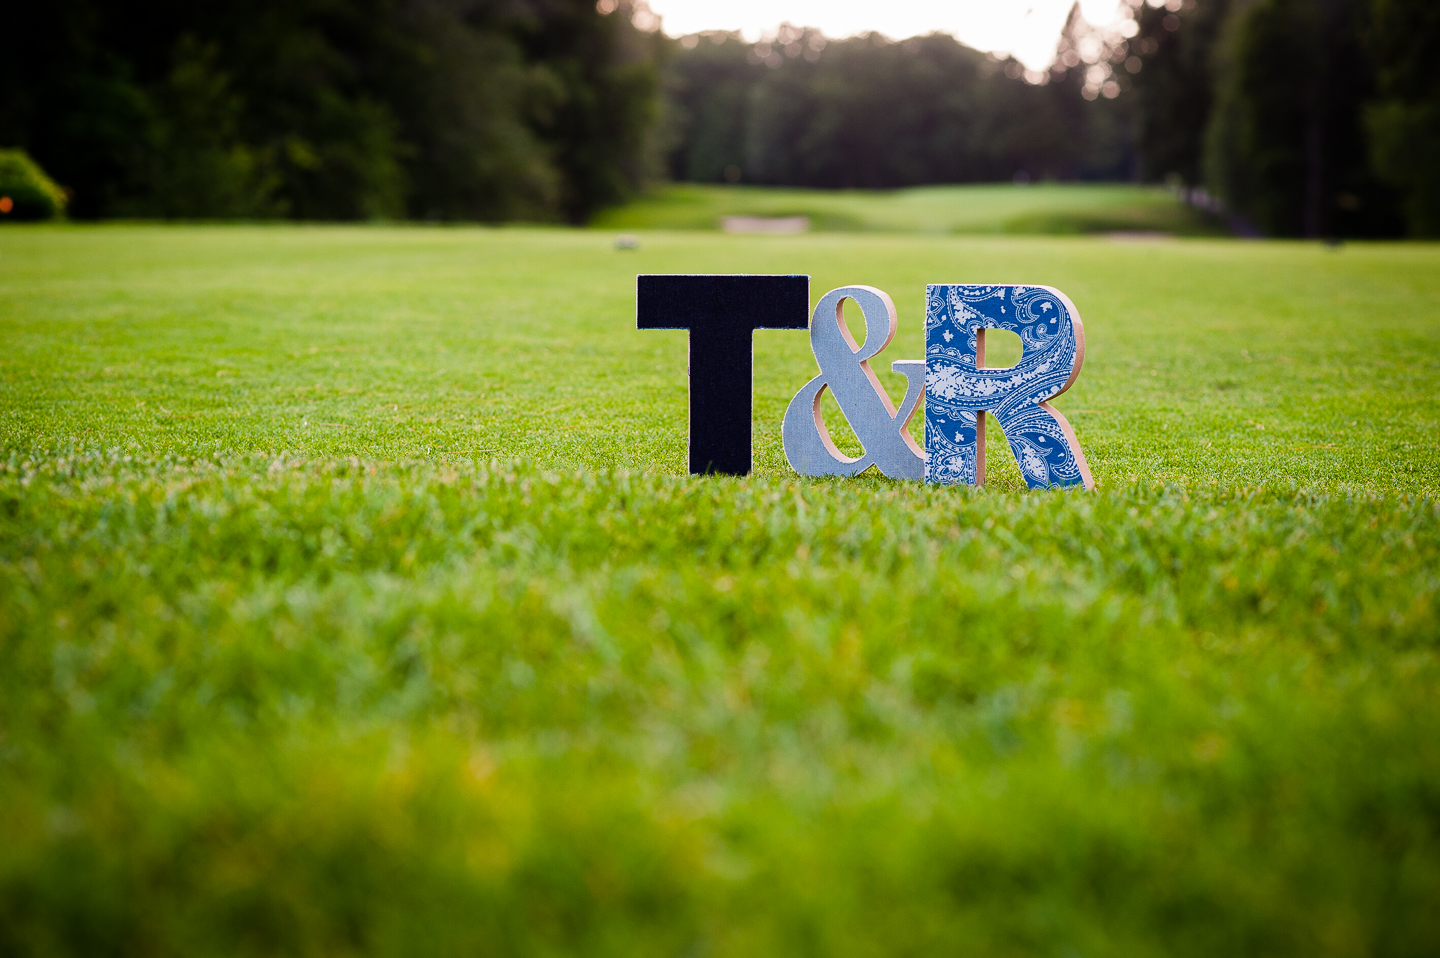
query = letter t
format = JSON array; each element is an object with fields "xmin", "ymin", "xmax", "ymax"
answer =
[{"xmin": 638, "ymin": 274, "xmax": 810, "ymax": 475}]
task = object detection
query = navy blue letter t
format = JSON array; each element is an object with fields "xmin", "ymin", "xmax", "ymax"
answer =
[{"xmin": 637, "ymin": 274, "xmax": 810, "ymax": 475}]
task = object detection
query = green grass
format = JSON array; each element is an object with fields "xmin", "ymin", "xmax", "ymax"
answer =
[
  {"xmin": 2, "ymin": 224, "xmax": 1439, "ymax": 956},
  {"xmin": 593, "ymin": 183, "xmax": 1226, "ymax": 236}
]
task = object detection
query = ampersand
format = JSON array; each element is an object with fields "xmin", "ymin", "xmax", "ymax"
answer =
[
  {"xmin": 924, "ymin": 284, "xmax": 1094, "ymax": 490},
  {"xmin": 782, "ymin": 286, "xmax": 926, "ymax": 479}
]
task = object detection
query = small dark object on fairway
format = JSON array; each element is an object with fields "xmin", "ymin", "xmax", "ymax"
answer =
[
  {"xmin": 638, "ymin": 274, "xmax": 810, "ymax": 475},
  {"xmin": 614, "ymin": 235, "xmax": 639, "ymax": 250}
]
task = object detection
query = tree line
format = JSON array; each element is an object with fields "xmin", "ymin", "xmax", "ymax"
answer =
[
  {"xmin": 1130, "ymin": 0, "xmax": 1437, "ymax": 237},
  {"xmin": 662, "ymin": 24, "xmax": 1132, "ymax": 190},
  {"xmin": 2, "ymin": 0, "xmax": 1436, "ymax": 235},
  {"xmin": 666, "ymin": 0, "xmax": 1438, "ymax": 238},
  {"xmin": 0, "ymin": 0, "xmax": 664, "ymax": 222}
]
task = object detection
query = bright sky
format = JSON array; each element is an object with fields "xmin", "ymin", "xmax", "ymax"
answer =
[{"xmin": 644, "ymin": 0, "xmax": 1129, "ymax": 71}]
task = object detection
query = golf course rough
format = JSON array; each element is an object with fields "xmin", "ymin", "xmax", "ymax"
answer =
[{"xmin": 1, "ymin": 223, "xmax": 1438, "ymax": 956}]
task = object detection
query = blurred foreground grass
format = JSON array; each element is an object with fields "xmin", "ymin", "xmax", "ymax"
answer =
[
  {"xmin": 593, "ymin": 183, "xmax": 1226, "ymax": 235},
  {"xmin": 2, "ymin": 225, "xmax": 1439, "ymax": 956}
]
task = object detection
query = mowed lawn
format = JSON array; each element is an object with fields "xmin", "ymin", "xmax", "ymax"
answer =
[{"xmin": 2, "ymin": 224, "xmax": 1439, "ymax": 956}]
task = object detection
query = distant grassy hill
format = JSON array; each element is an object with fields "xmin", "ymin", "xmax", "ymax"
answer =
[{"xmin": 593, "ymin": 183, "xmax": 1228, "ymax": 236}]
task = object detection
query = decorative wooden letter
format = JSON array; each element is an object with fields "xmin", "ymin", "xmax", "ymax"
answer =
[
  {"xmin": 637, "ymin": 274, "xmax": 810, "ymax": 475},
  {"xmin": 782, "ymin": 286, "xmax": 925, "ymax": 479},
  {"xmin": 925, "ymin": 284, "xmax": 1094, "ymax": 490}
]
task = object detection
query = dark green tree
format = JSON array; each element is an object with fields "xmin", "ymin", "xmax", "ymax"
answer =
[
  {"xmin": 1365, "ymin": 0, "xmax": 1440, "ymax": 236},
  {"xmin": 1040, "ymin": 4, "xmax": 1138, "ymax": 183},
  {"xmin": 512, "ymin": 0, "xmax": 667, "ymax": 222},
  {"xmin": 1127, "ymin": 0, "xmax": 1234, "ymax": 186},
  {"xmin": 0, "ymin": 0, "xmax": 662, "ymax": 221},
  {"xmin": 660, "ymin": 34, "xmax": 756, "ymax": 183},
  {"xmin": 1205, "ymin": 0, "xmax": 1401, "ymax": 236}
]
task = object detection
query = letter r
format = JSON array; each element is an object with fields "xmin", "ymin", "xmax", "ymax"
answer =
[{"xmin": 924, "ymin": 284, "xmax": 1093, "ymax": 489}]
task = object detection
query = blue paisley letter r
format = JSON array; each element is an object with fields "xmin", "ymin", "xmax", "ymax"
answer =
[{"xmin": 925, "ymin": 284, "xmax": 1094, "ymax": 490}]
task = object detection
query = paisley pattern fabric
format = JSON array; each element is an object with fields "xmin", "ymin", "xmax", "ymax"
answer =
[{"xmin": 924, "ymin": 284, "xmax": 1091, "ymax": 489}]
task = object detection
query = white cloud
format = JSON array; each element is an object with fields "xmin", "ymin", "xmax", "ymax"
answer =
[{"xmin": 644, "ymin": 0, "xmax": 1130, "ymax": 71}]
